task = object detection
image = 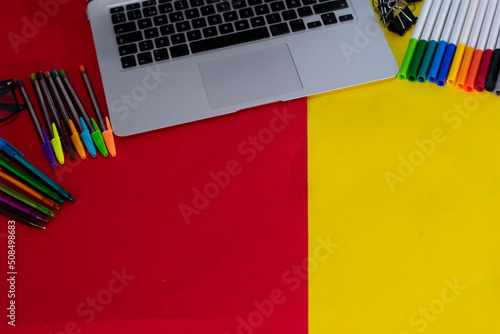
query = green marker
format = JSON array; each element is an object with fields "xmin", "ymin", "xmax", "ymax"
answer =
[
  {"xmin": 91, "ymin": 119, "xmax": 108, "ymax": 157},
  {"xmin": 0, "ymin": 183, "xmax": 55, "ymax": 218},
  {"xmin": 417, "ymin": 40, "xmax": 439, "ymax": 82},
  {"xmin": 398, "ymin": 0, "xmax": 435, "ymax": 81},
  {"xmin": 0, "ymin": 155, "xmax": 64, "ymax": 204},
  {"xmin": 407, "ymin": 39, "xmax": 429, "ymax": 82}
]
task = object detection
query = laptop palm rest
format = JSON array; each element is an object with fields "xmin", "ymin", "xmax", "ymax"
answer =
[{"xmin": 198, "ymin": 44, "xmax": 303, "ymax": 109}]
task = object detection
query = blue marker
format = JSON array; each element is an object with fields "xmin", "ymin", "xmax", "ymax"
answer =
[
  {"xmin": 0, "ymin": 138, "xmax": 74, "ymax": 202},
  {"xmin": 80, "ymin": 117, "xmax": 97, "ymax": 157}
]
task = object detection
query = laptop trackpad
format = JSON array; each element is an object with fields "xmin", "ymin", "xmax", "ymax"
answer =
[{"xmin": 199, "ymin": 44, "xmax": 303, "ymax": 109}]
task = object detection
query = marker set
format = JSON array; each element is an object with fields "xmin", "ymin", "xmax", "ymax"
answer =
[
  {"xmin": 398, "ymin": 0, "xmax": 500, "ymax": 96},
  {"xmin": 18, "ymin": 67, "xmax": 116, "ymax": 168}
]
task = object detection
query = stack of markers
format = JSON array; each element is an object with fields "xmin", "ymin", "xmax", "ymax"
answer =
[
  {"xmin": 18, "ymin": 66, "xmax": 116, "ymax": 168},
  {"xmin": 397, "ymin": 0, "xmax": 500, "ymax": 95},
  {"xmin": 0, "ymin": 138, "xmax": 74, "ymax": 230}
]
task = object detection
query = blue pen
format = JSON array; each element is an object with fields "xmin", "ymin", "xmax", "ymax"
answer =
[{"xmin": 0, "ymin": 138, "xmax": 74, "ymax": 202}]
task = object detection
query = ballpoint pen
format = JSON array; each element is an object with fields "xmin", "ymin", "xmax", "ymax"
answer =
[
  {"xmin": 0, "ymin": 193, "xmax": 49, "ymax": 223},
  {"xmin": 30, "ymin": 73, "xmax": 64, "ymax": 164},
  {"xmin": 59, "ymin": 70, "xmax": 107, "ymax": 157},
  {"xmin": 0, "ymin": 168, "xmax": 60, "ymax": 211},
  {"xmin": 51, "ymin": 70, "xmax": 96, "ymax": 158},
  {"xmin": 0, "ymin": 155, "xmax": 64, "ymax": 204},
  {"xmin": 45, "ymin": 71, "xmax": 86, "ymax": 160},
  {"xmin": 0, "ymin": 202, "xmax": 46, "ymax": 230},
  {"xmin": 0, "ymin": 138, "xmax": 74, "ymax": 202},
  {"xmin": 0, "ymin": 182, "xmax": 55, "ymax": 218},
  {"xmin": 37, "ymin": 71, "xmax": 75, "ymax": 161},
  {"xmin": 80, "ymin": 65, "xmax": 115, "ymax": 157},
  {"xmin": 16, "ymin": 78, "xmax": 57, "ymax": 168}
]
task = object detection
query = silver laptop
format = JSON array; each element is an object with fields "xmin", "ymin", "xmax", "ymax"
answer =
[{"xmin": 87, "ymin": 0, "xmax": 398, "ymax": 136}]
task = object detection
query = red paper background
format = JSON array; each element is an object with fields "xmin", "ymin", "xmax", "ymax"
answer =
[{"xmin": 0, "ymin": 1, "xmax": 307, "ymax": 333}]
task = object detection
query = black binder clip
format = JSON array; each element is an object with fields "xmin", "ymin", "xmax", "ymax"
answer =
[
  {"xmin": 388, "ymin": 6, "xmax": 418, "ymax": 36},
  {"xmin": 372, "ymin": 0, "xmax": 418, "ymax": 36}
]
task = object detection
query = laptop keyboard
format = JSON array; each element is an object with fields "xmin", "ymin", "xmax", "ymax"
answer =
[{"xmin": 110, "ymin": 0, "xmax": 354, "ymax": 69}]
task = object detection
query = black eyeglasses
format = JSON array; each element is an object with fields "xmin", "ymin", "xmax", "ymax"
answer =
[{"xmin": 0, "ymin": 79, "xmax": 25, "ymax": 123}]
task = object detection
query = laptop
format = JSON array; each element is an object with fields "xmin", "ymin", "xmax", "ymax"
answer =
[{"xmin": 87, "ymin": 0, "xmax": 398, "ymax": 136}]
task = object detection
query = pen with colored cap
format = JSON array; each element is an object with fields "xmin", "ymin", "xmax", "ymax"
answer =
[
  {"xmin": 59, "ymin": 70, "xmax": 106, "ymax": 157},
  {"xmin": 464, "ymin": 0, "xmax": 497, "ymax": 92},
  {"xmin": 0, "ymin": 202, "xmax": 46, "ymax": 230},
  {"xmin": 0, "ymin": 138, "xmax": 74, "ymax": 202},
  {"xmin": 417, "ymin": 0, "xmax": 452, "ymax": 83},
  {"xmin": 480, "ymin": 3, "xmax": 500, "ymax": 91},
  {"xmin": 447, "ymin": 0, "xmax": 480, "ymax": 86},
  {"xmin": 436, "ymin": 0, "xmax": 471, "ymax": 86},
  {"xmin": 0, "ymin": 193, "xmax": 48, "ymax": 223},
  {"xmin": 0, "ymin": 155, "xmax": 64, "ymax": 204},
  {"xmin": 397, "ymin": 0, "xmax": 435, "ymax": 80},
  {"xmin": 0, "ymin": 168, "xmax": 60, "ymax": 211},
  {"xmin": 30, "ymin": 73, "xmax": 64, "ymax": 164},
  {"xmin": 50, "ymin": 70, "xmax": 87, "ymax": 159},
  {"xmin": 427, "ymin": 0, "xmax": 461, "ymax": 83},
  {"xmin": 37, "ymin": 71, "xmax": 76, "ymax": 162},
  {"xmin": 0, "ymin": 182, "xmax": 54, "ymax": 218},
  {"xmin": 80, "ymin": 65, "xmax": 115, "ymax": 157},
  {"xmin": 16, "ymin": 79, "xmax": 57, "ymax": 168}
]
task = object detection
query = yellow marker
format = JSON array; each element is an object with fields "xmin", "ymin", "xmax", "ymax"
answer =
[
  {"xmin": 447, "ymin": 43, "xmax": 466, "ymax": 86},
  {"xmin": 51, "ymin": 123, "xmax": 64, "ymax": 164}
]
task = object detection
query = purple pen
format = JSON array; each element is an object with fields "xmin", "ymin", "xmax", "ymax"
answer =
[{"xmin": 0, "ymin": 193, "xmax": 49, "ymax": 223}]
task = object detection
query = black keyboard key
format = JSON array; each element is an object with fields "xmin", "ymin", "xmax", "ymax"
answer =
[
  {"xmin": 187, "ymin": 30, "xmax": 203, "ymax": 40},
  {"xmin": 143, "ymin": 0, "xmax": 157, "ymax": 6},
  {"xmin": 248, "ymin": 0, "xmax": 263, "ymax": 4},
  {"xmin": 239, "ymin": 8, "xmax": 254, "ymax": 18},
  {"xmin": 233, "ymin": 0, "xmax": 247, "ymax": 8},
  {"xmin": 206, "ymin": 0, "xmax": 219, "ymax": 3},
  {"xmin": 266, "ymin": 13, "xmax": 281, "ymax": 24},
  {"xmin": 119, "ymin": 43, "xmax": 138, "ymax": 56},
  {"xmin": 121, "ymin": 55, "xmax": 137, "ymax": 68},
  {"xmin": 223, "ymin": 11, "xmax": 238, "ymax": 22},
  {"xmin": 170, "ymin": 44, "xmax": 190, "ymax": 57},
  {"xmin": 307, "ymin": 20, "xmax": 321, "ymax": 28},
  {"xmin": 201, "ymin": 5, "xmax": 216, "ymax": 15},
  {"xmin": 139, "ymin": 40, "xmax": 154, "ymax": 51},
  {"xmin": 171, "ymin": 33, "xmax": 187, "ymax": 44},
  {"xmin": 255, "ymin": 4, "xmax": 270, "ymax": 15},
  {"xmin": 176, "ymin": 21, "xmax": 191, "ymax": 32},
  {"xmin": 297, "ymin": 6, "xmax": 313, "ymax": 16},
  {"xmin": 143, "ymin": 7, "xmax": 158, "ymax": 17},
  {"xmin": 114, "ymin": 22, "xmax": 137, "ymax": 35},
  {"xmin": 271, "ymin": 1, "xmax": 286, "ymax": 11},
  {"xmin": 339, "ymin": 14, "xmax": 353, "ymax": 22},
  {"xmin": 126, "ymin": 3, "xmax": 141, "ymax": 10},
  {"xmin": 155, "ymin": 37, "xmax": 170, "ymax": 47},
  {"xmin": 138, "ymin": 52, "xmax": 153, "ymax": 65},
  {"xmin": 160, "ymin": 24, "xmax": 175, "ymax": 35},
  {"xmin": 321, "ymin": 12, "xmax": 337, "ymax": 25},
  {"xmin": 144, "ymin": 27, "xmax": 160, "ymax": 38},
  {"xmin": 159, "ymin": 3, "xmax": 174, "ymax": 13},
  {"xmin": 190, "ymin": 0, "xmax": 205, "ymax": 6},
  {"xmin": 186, "ymin": 8, "xmax": 201, "ymax": 19},
  {"xmin": 302, "ymin": 0, "xmax": 316, "ymax": 4},
  {"xmin": 235, "ymin": 19, "xmax": 250, "ymax": 30},
  {"xmin": 270, "ymin": 22, "xmax": 289, "ymax": 36},
  {"xmin": 250, "ymin": 16, "xmax": 266, "ymax": 27},
  {"xmin": 169, "ymin": 12, "xmax": 185, "ymax": 22},
  {"xmin": 175, "ymin": 0, "xmax": 189, "ymax": 10},
  {"xmin": 207, "ymin": 14, "xmax": 223, "ymax": 25},
  {"xmin": 112, "ymin": 13, "xmax": 126, "ymax": 24},
  {"xmin": 202, "ymin": 26, "xmax": 218, "ymax": 37},
  {"xmin": 138, "ymin": 18, "xmax": 153, "ymax": 29},
  {"xmin": 154, "ymin": 48, "xmax": 170, "ymax": 61},
  {"xmin": 190, "ymin": 27, "xmax": 270, "ymax": 53},
  {"xmin": 216, "ymin": 2, "xmax": 231, "ymax": 12},
  {"xmin": 289, "ymin": 19, "xmax": 305, "ymax": 31},
  {"xmin": 282, "ymin": 10, "xmax": 297, "ymax": 20},
  {"xmin": 116, "ymin": 31, "xmax": 143, "ymax": 45},
  {"xmin": 313, "ymin": 0, "xmax": 348, "ymax": 14},
  {"xmin": 192, "ymin": 17, "xmax": 208, "ymax": 28},
  {"xmin": 154, "ymin": 15, "xmax": 168, "ymax": 25},
  {"xmin": 159, "ymin": 0, "xmax": 172, "ymax": 2},
  {"xmin": 110, "ymin": 7, "xmax": 124, "ymax": 14},
  {"xmin": 286, "ymin": 0, "xmax": 301, "ymax": 8},
  {"xmin": 127, "ymin": 9, "xmax": 142, "ymax": 20},
  {"xmin": 219, "ymin": 23, "xmax": 234, "ymax": 34}
]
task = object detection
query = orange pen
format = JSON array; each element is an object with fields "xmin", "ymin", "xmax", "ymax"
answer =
[{"xmin": 0, "ymin": 169, "xmax": 61, "ymax": 211}]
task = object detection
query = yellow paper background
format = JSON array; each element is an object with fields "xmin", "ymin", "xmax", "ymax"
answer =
[{"xmin": 308, "ymin": 3, "xmax": 500, "ymax": 334}]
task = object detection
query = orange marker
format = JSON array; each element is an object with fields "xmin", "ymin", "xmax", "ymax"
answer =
[{"xmin": 0, "ymin": 169, "xmax": 60, "ymax": 211}]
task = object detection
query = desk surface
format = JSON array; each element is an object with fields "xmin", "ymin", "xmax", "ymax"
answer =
[{"xmin": 1, "ymin": 1, "xmax": 499, "ymax": 334}]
